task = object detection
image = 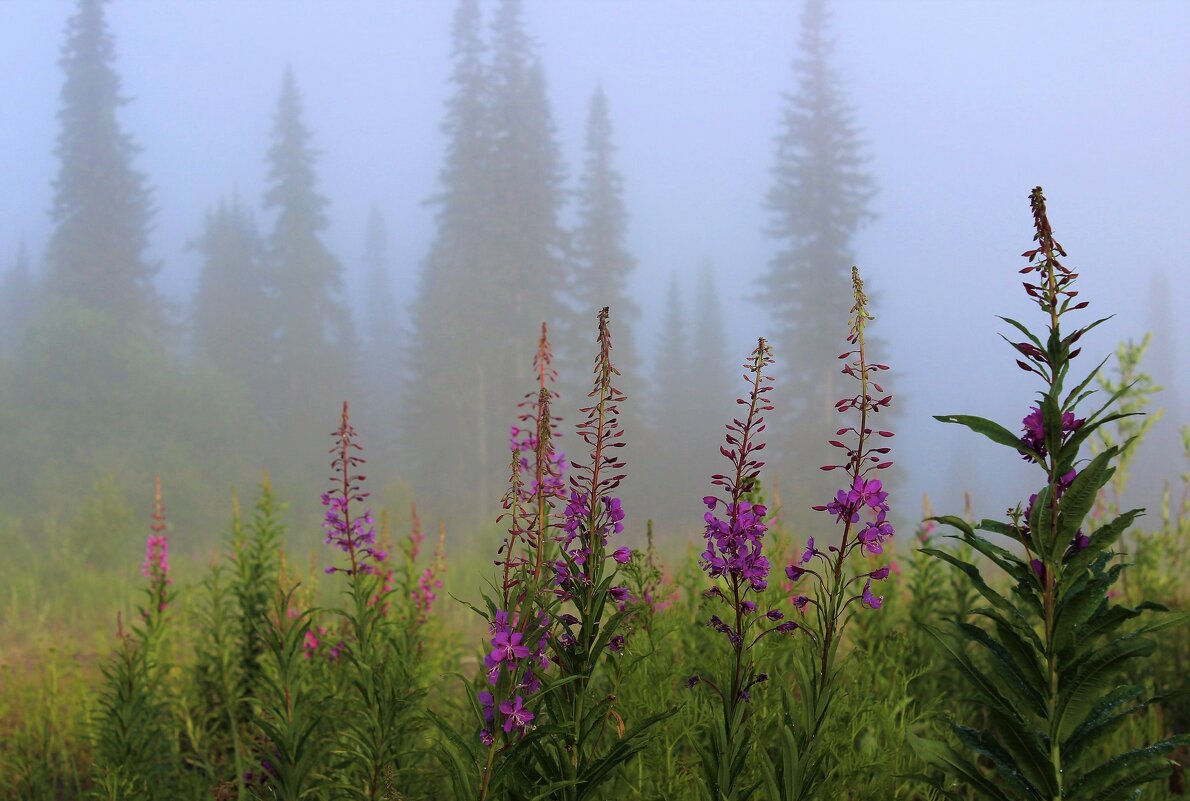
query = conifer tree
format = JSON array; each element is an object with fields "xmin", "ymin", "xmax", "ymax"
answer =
[
  {"xmin": 46, "ymin": 0, "xmax": 161, "ymax": 333},
  {"xmin": 486, "ymin": 0, "xmax": 566, "ymax": 369},
  {"xmin": 0, "ymin": 243, "xmax": 34, "ymax": 358},
  {"xmin": 406, "ymin": 0, "xmax": 566, "ymax": 523},
  {"xmin": 358, "ymin": 207, "xmax": 403, "ymax": 465},
  {"xmin": 262, "ymin": 68, "xmax": 355, "ymax": 457},
  {"xmin": 691, "ymin": 259, "xmax": 733, "ymax": 428},
  {"xmin": 649, "ymin": 273, "xmax": 702, "ymax": 526},
  {"xmin": 761, "ymin": 0, "xmax": 877, "ymax": 513},
  {"xmin": 190, "ymin": 196, "xmax": 270, "ymax": 408},
  {"xmin": 404, "ymin": 0, "xmax": 494, "ymax": 520},
  {"xmin": 565, "ymin": 86, "xmax": 640, "ymax": 405}
]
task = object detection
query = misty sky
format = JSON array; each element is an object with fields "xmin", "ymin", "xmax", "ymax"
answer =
[{"xmin": 2, "ymin": 0, "xmax": 1187, "ymax": 521}]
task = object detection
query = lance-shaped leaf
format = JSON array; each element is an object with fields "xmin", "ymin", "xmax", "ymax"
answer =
[
  {"xmin": 1055, "ymin": 634, "xmax": 1156, "ymax": 741},
  {"xmin": 1066, "ymin": 736, "xmax": 1190, "ymax": 801},
  {"xmin": 1059, "ymin": 509, "xmax": 1142, "ymax": 591},
  {"xmin": 908, "ymin": 732, "xmax": 1017, "ymax": 801},
  {"xmin": 954, "ymin": 621, "xmax": 1045, "ymax": 710},
  {"xmin": 954, "ymin": 720, "xmax": 1054, "ymax": 799},
  {"xmin": 1055, "ymin": 450, "xmax": 1114, "ymax": 544},
  {"xmin": 934, "ymin": 414, "xmax": 1040, "ymax": 460}
]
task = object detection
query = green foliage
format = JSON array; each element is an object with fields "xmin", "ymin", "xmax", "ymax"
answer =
[
  {"xmin": 89, "ymin": 625, "xmax": 176, "ymax": 800},
  {"xmin": 914, "ymin": 188, "xmax": 1188, "ymax": 800}
]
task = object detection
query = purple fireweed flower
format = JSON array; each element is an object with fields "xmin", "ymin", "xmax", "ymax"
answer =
[
  {"xmin": 612, "ymin": 546, "xmax": 632, "ymax": 564},
  {"xmin": 861, "ymin": 579, "xmax": 883, "ymax": 610},
  {"xmin": 800, "ymin": 537, "xmax": 817, "ymax": 564},
  {"xmin": 766, "ymin": 609, "xmax": 785, "ymax": 621},
  {"xmin": 686, "ymin": 674, "xmax": 701, "ymax": 688},
  {"xmin": 480, "ymin": 729, "xmax": 494, "ymax": 747},
  {"xmin": 701, "ymin": 499, "xmax": 771, "ymax": 592},
  {"xmin": 786, "ymin": 564, "xmax": 807, "ymax": 581},
  {"xmin": 609, "ymin": 586, "xmax": 630, "ymax": 602},
  {"xmin": 776, "ymin": 621, "xmax": 798, "ymax": 633},
  {"xmin": 608, "ymin": 634, "xmax": 625, "ymax": 652},
  {"xmin": 142, "ymin": 534, "xmax": 170, "ymax": 582},
  {"xmin": 478, "ymin": 691, "xmax": 495, "ymax": 723},
  {"xmin": 500, "ymin": 696, "xmax": 534, "ymax": 733},
  {"xmin": 323, "ymin": 403, "xmax": 386, "ymax": 577},
  {"xmin": 490, "ymin": 630, "xmax": 531, "ymax": 664},
  {"xmin": 790, "ymin": 595, "xmax": 810, "ymax": 610},
  {"xmin": 869, "ymin": 565, "xmax": 891, "ymax": 580},
  {"xmin": 1019, "ymin": 406, "xmax": 1084, "ymax": 462}
]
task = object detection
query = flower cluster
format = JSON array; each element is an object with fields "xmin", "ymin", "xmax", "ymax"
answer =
[
  {"xmin": 142, "ymin": 477, "xmax": 171, "ymax": 617},
  {"xmin": 793, "ymin": 267, "xmax": 894, "ymax": 613},
  {"xmin": 413, "ymin": 525, "xmax": 447, "ymax": 624},
  {"xmin": 554, "ymin": 492, "xmax": 628, "ymax": 593},
  {"xmin": 478, "ymin": 610, "xmax": 549, "ymax": 744},
  {"xmin": 701, "ymin": 497, "xmax": 769, "ymax": 591},
  {"xmin": 301, "ymin": 625, "xmax": 343, "ymax": 662},
  {"xmin": 323, "ymin": 402, "xmax": 387, "ymax": 577},
  {"xmin": 1019, "ymin": 406, "xmax": 1084, "ymax": 462}
]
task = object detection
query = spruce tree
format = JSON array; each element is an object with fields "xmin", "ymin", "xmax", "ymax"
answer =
[
  {"xmin": 691, "ymin": 259, "xmax": 733, "ymax": 429},
  {"xmin": 46, "ymin": 0, "xmax": 161, "ymax": 333},
  {"xmin": 262, "ymin": 68, "xmax": 355, "ymax": 460},
  {"xmin": 406, "ymin": 0, "xmax": 566, "ymax": 523},
  {"xmin": 358, "ymin": 206, "xmax": 402, "ymax": 466},
  {"xmin": 404, "ymin": 0, "xmax": 494, "ymax": 521},
  {"xmin": 565, "ymin": 86, "xmax": 640, "ymax": 406},
  {"xmin": 650, "ymin": 273, "xmax": 702, "ymax": 527},
  {"xmin": 0, "ymin": 243, "xmax": 34, "ymax": 358},
  {"xmin": 190, "ymin": 196, "xmax": 270, "ymax": 408},
  {"xmin": 761, "ymin": 0, "xmax": 877, "ymax": 514}
]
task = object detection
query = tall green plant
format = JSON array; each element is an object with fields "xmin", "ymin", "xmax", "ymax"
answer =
[{"xmin": 911, "ymin": 187, "xmax": 1189, "ymax": 799}]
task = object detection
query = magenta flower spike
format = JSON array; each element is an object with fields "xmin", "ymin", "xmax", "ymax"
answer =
[{"xmin": 323, "ymin": 401, "xmax": 385, "ymax": 578}]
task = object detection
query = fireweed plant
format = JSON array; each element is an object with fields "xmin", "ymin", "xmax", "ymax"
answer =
[
  {"xmin": 911, "ymin": 187, "xmax": 1189, "ymax": 799},
  {"xmin": 431, "ymin": 321, "xmax": 565, "ymax": 800},
  {"xmin": 689, "ymin": 337, "xmax": 783, "ymax": 801},
  {"xmin": 435, "ymin": 312, "xmax": 666, "ymax": 801},
  {"xmin": 320, "ymin": 401, "xmax": 424, "ymax": 799},
  {"xmin": 762, "ymin": 266, "xmax": 895, "ymax": 801},
  {"xmin": 89, "ymin": 477, "xmax": 176, "ymax": 800}
]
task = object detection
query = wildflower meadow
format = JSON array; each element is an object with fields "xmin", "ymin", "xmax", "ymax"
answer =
[{"xmin": 1, "ymin": 189, "xmax": 1186, "ymax": 800}]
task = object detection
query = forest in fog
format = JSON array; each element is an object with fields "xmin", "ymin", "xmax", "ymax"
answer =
[
  {"xmin": 2, "ymin": 2, "xmax": 1189, "ymax": 800},
  {"xmin": 0, "ymin": 0, "xmax": 1186, "ymax": 553}
]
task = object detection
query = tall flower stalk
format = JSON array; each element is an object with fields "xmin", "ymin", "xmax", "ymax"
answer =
[
  {"xmin": 317, "ymin": 401, "xmax": 422, "ymax": 799},
  {"xmin": 764, "ymin": 266, "xmax": 895, "ymax": 801},
  {"xmin": 911, "ymin": 187, "xmax": 1189, "ymax": 799},
  {"xmin": 691, "ymin": 338, "xmax": 786, "ymax": 801},
  {"xmin": 90, "ymin": 478, "xmax": 176, "ymax": 800}
]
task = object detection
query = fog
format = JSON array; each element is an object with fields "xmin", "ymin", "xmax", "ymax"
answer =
[{"xmin": 1, "ymin": 0, "xmax": 1187, "ymax": 554}]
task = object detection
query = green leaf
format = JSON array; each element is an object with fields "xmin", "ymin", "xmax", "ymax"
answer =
[
  {"xmin": 1056, "ymin": 635, "xmax": 1156, "ymax": 741},
  {"xmin": 953, "ymin": 722, "xmax": 1051, "ymax": 799},
  {"xmin": 954, "ymin": 622, "xmax": 1045, "ymax": 709},
  {"xmin": 920, "ymin": 549, "xmax": 1022, "ymax": 621},
  {"xmin": 1056, "ymin": 561, "xmax": 1119, "ymax": 649},
  {"xmin": 1056, "ymin": 451, "xmax": 1114, "ymax": 544},
  {"xmin": 925, "ymin": 625, "xmax": 1022, "ymax": 726},
  {"xmin": 1061, "ymin": 685, "xmax": 1145, "ymax": 771},
  {"xmin": 1061, "ymin": 354, "xmax": 1111, "ymax": 409},
  {"xmin": 1060, "ymin": 509, "xmax": 1142, "ymax": 588},
  {"xmin": 907, "ymin": 732, "xmax": 1016, "ymax": 801},
  {"xmin": 1067, "ymin": 735, "xmax": 1190, "ymax": 801},
  {"xmin": 970, "ymin": 610, "xmax": 1046, "ymax": 691},
  {"xmin": 998, "ymin": 316, "xmax": 1045, "ymax": 353},
  {"xmin": 934, "ymin": 414, "xmax": 1038, "ymax": 459}
]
